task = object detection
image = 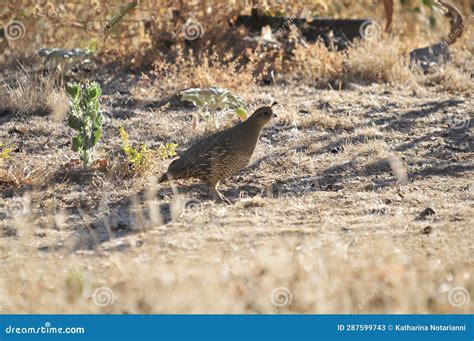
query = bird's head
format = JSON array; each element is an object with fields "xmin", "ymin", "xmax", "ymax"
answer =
[{"xmin": 247, "ymin": 102, "xmax": 278, "ymax": 128}]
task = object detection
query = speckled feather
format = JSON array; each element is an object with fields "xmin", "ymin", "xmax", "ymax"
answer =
[{"xmin": 159, "ymin": 107, "xmax": 275, "ymax": 186}]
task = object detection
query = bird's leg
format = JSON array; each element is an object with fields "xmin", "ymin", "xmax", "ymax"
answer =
[{"xmin": 208, "ymin": 181, "xmax": 231, "ymax": 205}]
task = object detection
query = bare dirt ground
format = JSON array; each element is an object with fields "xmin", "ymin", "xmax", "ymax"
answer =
[{"xmin": 0, "ymin": 78, "xmax": 472, "ymax": 313}]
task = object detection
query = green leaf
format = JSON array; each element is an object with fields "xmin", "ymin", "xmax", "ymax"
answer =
[
  {"xmin": 180, "ymin": 87, "xmax": 247, "ymax": 127},
  {"xmin": 0, "ymin": 142, "xmax": 14, "ymax": 160},
  {"xmin": 92, "ymin": 127, "xmax": 102, "ymax": 146},
  {"xmin": 68, "ymin": 115, "xmax": 82, "ymax": 130},
  {"xmin": 180, "ymin": 93, "xmax": 205, "ymax": 108},
  {"xmin": 83, "ymin": 38, "xmax": 98, "ymax": 53},
  {"xmin": 157, "ymin": 142, "xmax": 178, "ymax": 158},
  {"xmin": 93, "ymin": 100, "xmax": 100, "ymax": 113},
  {"xmin": 85, "ymin": 82, "xmax": 101, "ymax": 101},
  {"xmin": 66, "ymin": 83, "xmax": 81, "ymax": 100},
  {"xmin": 235, "ymin": 108, "xmax": 247, "ymax": 121},
  {"xmin": 72, "ymin": 136, "xmax": 83, "ymax": 152},
  {"xmin": 93, "ymin": 112, "xmax": 103, "ymax": 129},
  {"xmin": 422, "ymin": 0, "xmax": 432, "ymax": 7}
]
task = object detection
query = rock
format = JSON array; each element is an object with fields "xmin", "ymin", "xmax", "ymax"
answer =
[
  {"xmin": 421, "ymin": 226, "xmax": 433, "ymax": 235},
  {"xmin": 321, "ymin": 182, "xmax": 344, "ymax": 191},
  {"xmin": 409, "ymin": 43, "xmax": 450, "ymax": 73},
  {"xmin": 418, "ymin": 207, "xmax": 435, "ymax": 220},
  {"xmin": 330, "ymin": 145, "xmax": 344, "ymax": 154}
]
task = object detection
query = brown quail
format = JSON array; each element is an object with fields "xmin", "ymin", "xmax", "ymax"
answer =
[{"xmin": 158, "ymin": 104, "xmax": 277, "ymax": 202}]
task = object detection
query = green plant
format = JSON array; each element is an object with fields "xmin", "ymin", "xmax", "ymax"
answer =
[
  {"xmin": 66, "ymin": 82, "xmax": 103, "ymax": 169},
  {"xmin": 157, "ymin": 143, "xmax": 178, "ymax": 159},
  {"xmin": 118, "ymin": 126, "xmax": 150, "ymax": 170},
  {"xmin": 0, "ymin": 142, "xmax": 14, "ymax": 160},
  {"xmin": 180, "ymin": 87, "xmax": 247, "ymax": 128}
]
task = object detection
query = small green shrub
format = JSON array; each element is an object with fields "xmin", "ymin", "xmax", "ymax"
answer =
[
  {"xmin": 157, "ymin": 143, "xmax": 178, "ymax": 159},
  {"xmin": 180, "ymin": 87, "xmax": 247, "ymax": 128},
  {"xmin": 0, "ymin": 142, "xmax": 14, "ymax": 160},
  {"xmin": 118, "ymin": 126, "xmax": 150, "ymax": 171},
  {"xmin": 66, "ymin": 82, "xmax": 103, "ymax": 169}
]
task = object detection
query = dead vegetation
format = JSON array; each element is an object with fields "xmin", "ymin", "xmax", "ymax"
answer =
[
  {"xmin": 346, "ymin": 38, "xmax": 416, "ymax": 85},
  {"xmin": 0, "ymin": 69, "xmax": 68, "ymax": 119}
]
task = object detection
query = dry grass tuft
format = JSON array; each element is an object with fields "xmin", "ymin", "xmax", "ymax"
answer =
[
  {"xmin": 298, "ymin": 110, "xmax": 354, "ymax": 130},
  {"xmin": 153, "ymin": 51, "xmax": 256, "ymax": 94},
  {"xmin": 287, "ymin": 42, "xmax": 345, "ymax": 87},
  {"xmin": 0, "ymin": 71, "xmax": 67, "ymax": 118},
  {"xmin": 347, "ymin": 38, "xmax": 416, "ymax": 85},
  {"xmin": 424, "ymin": 64, "xmax": 474, "ymax": 93},
  {"xmin": 0, "ymin": 161, "xmax": 41, "ymax": 190}
]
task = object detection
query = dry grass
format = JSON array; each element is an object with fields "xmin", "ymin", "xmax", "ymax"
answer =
[
  {"xmin": 153, "ymin": 50, "xmax": 256, "ymax": 93},
  {"xmin": 1, "ymin": 81, "xmax": 472, "ymax": 313},
  {"xmin": 288, "ymin": 42, "xmax": 345, "ymax": 87},
  {"xmin": 424, "ymin": 63, "xmax": 474, "ymax": 92},
  {"xmin": 346, "ymin": 38, "xmax": 416, "ymax": 85},
  {"xmin": 2, "ymin": 212, "xmax": 472, "ymax": 313},
  {"xmin": 0, "ymin": 67, "xmax": 68, "ymax": 120}
]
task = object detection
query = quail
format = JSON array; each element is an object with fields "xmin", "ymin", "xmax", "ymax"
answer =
[{"xmin": 158, "ymin": 104, "xmax": 277, "ymax": 202}]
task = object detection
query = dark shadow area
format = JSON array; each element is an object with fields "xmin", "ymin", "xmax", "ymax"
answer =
[
  {"xmin": 116, "ymin": 93, "xmax": 192, "ymax": 112},
  {"xmin": 0, "ymin": 184, "xmax": 34, "ymax": 199},
  {"xmin": 309, "ymin": 134, "xmax": 385, "ymax": 156},
  {"xmin": 69, "ymin": 181, "xmax": 212, "ymax": 251},
  {"xmin": 243, "ymin": 101, "xmax": 472, "ymax": 198},
  {"xmin": 0, "ymin": 108, "xmax": 51, "ymax": 125},
  {"xmin": 373, "ymin": 99, "xmax": 465, "ymax": 133}
]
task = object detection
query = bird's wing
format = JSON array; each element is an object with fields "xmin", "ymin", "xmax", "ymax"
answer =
[{"xmin": 167, "ymin": 130, "xmax": 232, "ymax": 179}]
